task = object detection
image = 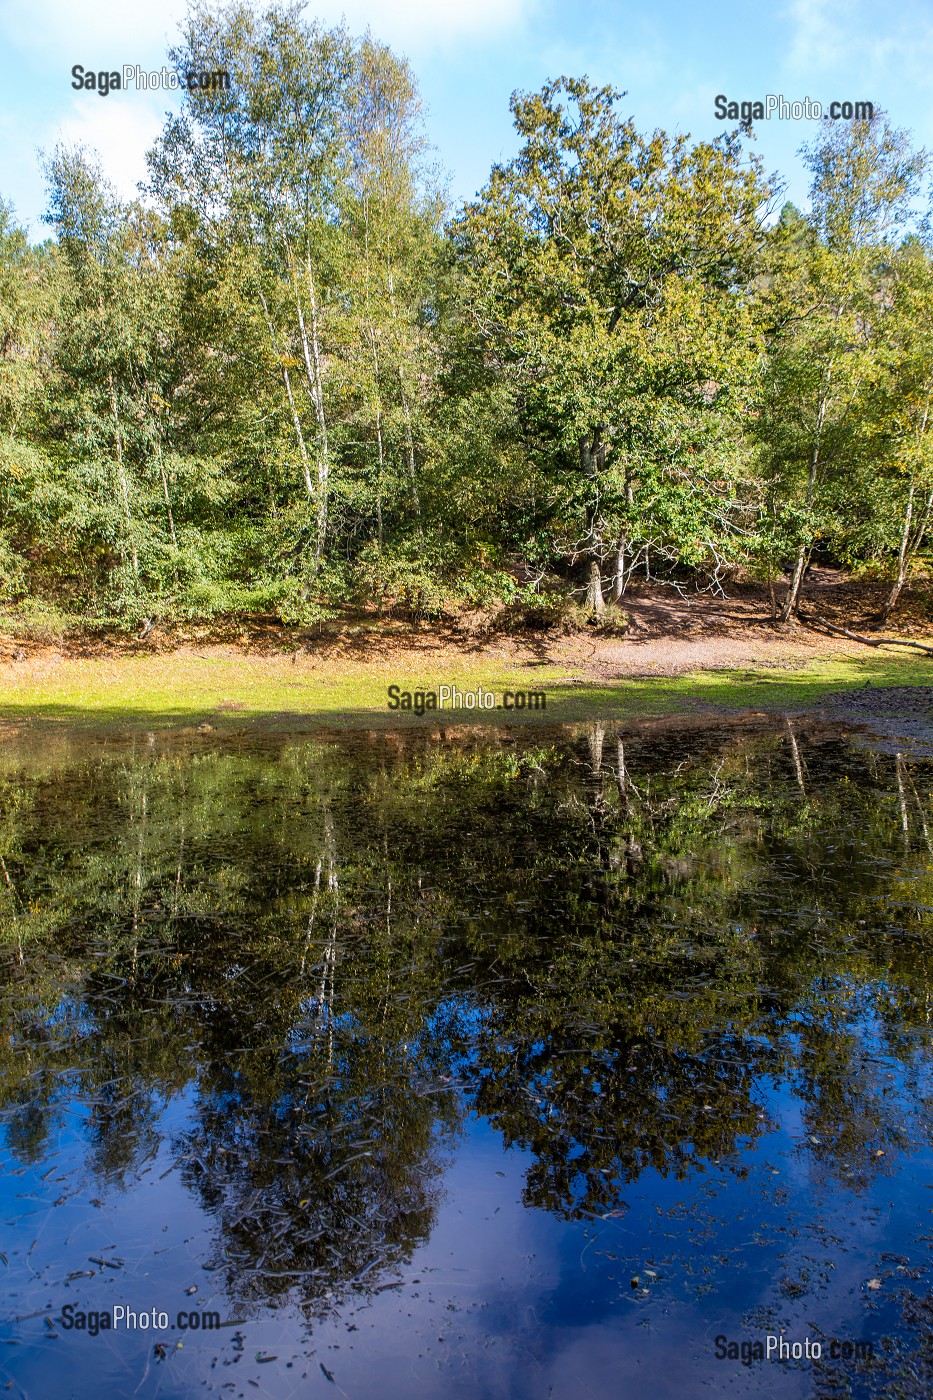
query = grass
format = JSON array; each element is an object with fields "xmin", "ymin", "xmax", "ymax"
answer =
[{"xmin": 0, "ymin": 646, "xmax": 930, "ymax": 733}]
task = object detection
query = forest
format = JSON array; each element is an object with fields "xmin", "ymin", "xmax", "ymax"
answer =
[{"xmin": 1, "ymin": 0, "xmax": 932, "ymax": 635}]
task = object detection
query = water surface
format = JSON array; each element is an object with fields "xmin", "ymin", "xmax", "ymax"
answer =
[{"xmin": 1, "ymin": 717, "xmax": 932, "ymax": 1397}]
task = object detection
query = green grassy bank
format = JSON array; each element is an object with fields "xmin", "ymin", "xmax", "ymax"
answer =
[{"xmin": 0, "ymin": 646, "xmax": 930, "ymax": 732}]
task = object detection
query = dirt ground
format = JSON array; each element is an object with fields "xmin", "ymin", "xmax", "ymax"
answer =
[
  {"xmin": 1, "ymin": 569, "xmax": 931, "ymax": 681},
  {"xmin": 583, "ymin": 568, "xmax": 933, "ymax": 679}
]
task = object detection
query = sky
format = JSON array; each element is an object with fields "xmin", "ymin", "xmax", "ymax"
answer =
[{"xmin": 1, "ymin": 0, "xmax": 932, "ymax": 238}]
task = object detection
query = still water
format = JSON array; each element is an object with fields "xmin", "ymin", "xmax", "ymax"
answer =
[{"xmin": 1, "ymin": 717, "xmax": 932, "ymax": 1398}]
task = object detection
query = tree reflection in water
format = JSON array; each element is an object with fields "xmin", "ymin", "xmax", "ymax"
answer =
[{"xmin": 1, "ymin": 718, "xmax": 932, "ymax": 1320}]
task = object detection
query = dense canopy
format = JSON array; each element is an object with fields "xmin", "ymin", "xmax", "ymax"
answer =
[{"xmin": 1, "ymin": 1, "xmax": 931, "ymax": 631}]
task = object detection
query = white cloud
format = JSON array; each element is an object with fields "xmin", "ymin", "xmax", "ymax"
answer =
[
  {"xmin": 783, "ymin": 0, "xmax": 848, "ymax": 72},
  {"xmin": 53, "ymin": 94, "xmax": 168, "ymax": 203},
  {"xmin": 325, "ymin": 0, "xmax": 532, "ymax": 51},
  {"xmin": 0, "ymin": 0, "xmax": 537, "ymax": 231},
  {"xmin": 0, "ymin": 0, "xmax": 534, "ymax": 64},
  {"xmin": 0, "ymin": 0, "xmax": 185, "ymax": 63},
  {"xmin": 781, "ymin": 0, "xmax": 933, "ymax": 82},
  {"xmin": 0, "ymin": 108, "xmax": 48, "ymax": 227}
]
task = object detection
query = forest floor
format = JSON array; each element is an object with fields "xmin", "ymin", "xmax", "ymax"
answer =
[{"xmin": 1, "ymin": 569, "xmax": 931, "ymax": 732}]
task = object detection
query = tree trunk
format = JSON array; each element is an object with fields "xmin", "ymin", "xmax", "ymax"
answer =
[
  {"xmin": 99, "ymin": 279, "xmax": 138, "ymax": 579},
  {"xmin": 586, "ymin": 559, "xmax": 605, "ymax": 613},
  {"xmin": 580, "ymin": 427, "xmax": 607, "ymax": 613},
  {"xmin": 767, "ymin": 562, "xmax": 777, "ymax": 623},
  {"xmin": 397, "ymin": 369, "xmax": 422, "ymax": 527},
  {"xmin": 879, "ymin": 385, "xmax": 933, "ymax": 624},
  {"xmin": 257, "ymin": 290, "xmax": 315, "ymax": 504},
  {"xmin": 156, "ymin": 435, "xmax": 178, "ymax": 552},
  {"xmin": 385, "ymin": 264, "xmax": 422, "ymax": 530},
  {"xmin": 879, "ymin": 480, "xmax": 933, "ymax": 625},
  {"xmin": 880, "ymin": 483, "xmax": 914, "ymax": 625},
  {"xmin": 298, "ymin": 252, "xmax": 331, "ymax": 561},
  {"xmin": 108, "ymin": 374, "xmax": 139, "ymax": 578},
  {"xmin": 368, "ymin": 327, "xmax": 385, "ymax": 550},
  {"xmin": 881, "ymin": 570, "xmax": 908, "ymax": 625},
  {"xmin": 613, "ymin": 540, "xmax": 626, "ymax": 602},
  {"xmin": 780, "ymin": 541, "xmax": 810, "ymax": 622},
  {"xmin": 781, "ymin": 366, "xmax": 831, "ymax": 622}
]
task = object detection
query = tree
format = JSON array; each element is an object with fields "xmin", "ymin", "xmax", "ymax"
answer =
[
  {"xmin": 148, "ymin": 3, "xmax": 441, "ymax": 602},
  {"xmin": 340, "ymin": 38, "xmax": 443, "ymax": 547},
  {"xmin": 452, "ymin": 78, "xmax": 771, "ymax": 610},
  {"xmin": 857, "ymin": 238, "xmax": 933, "ymax": 622},
  {"xmin": 0, "ymin": 202, "xmax": 61, "ymax": 600},
  {"xmin": 41, "ymin": 146, "xmax": 235, "ymax": 620},
  {"xmin": 149, "ymin": 4, "xmax": 355, "ymax": 564},
  {"xmin": 755, "ymin": 115, "xmax": 928, "ymax": 622}
]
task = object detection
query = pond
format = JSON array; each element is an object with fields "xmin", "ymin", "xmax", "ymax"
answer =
[{"xmin": 1, "ymin": 716, "xmax": 932, "ymax": 1398}]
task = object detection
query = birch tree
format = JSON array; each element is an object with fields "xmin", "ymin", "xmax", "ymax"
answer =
[
  {"xmin": 860, "ymin": 239, "xmax": 933, "ymax": 621},
  {"xmin": 756, "ymin": 116, "xmax": 927, "ymax": 622},
  {"xmin": 149, "ymin": 3, "xmax": 356, "ymax": 565}
]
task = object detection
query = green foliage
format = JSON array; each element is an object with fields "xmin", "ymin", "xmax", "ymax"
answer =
[
  {"xmin": 352, "ymin": 540, "xmax": 524, "ymax": 618},
  {"xmin": 451, "ymin": 77, "xmax": 771, "ymax": 607},
  {"xmin": 751, "ymin": 118, "xmax": 931, "ymax": 618},
  {"xmin": 0, "ymin": 14, "xmax": 931, "ymax": 628}
]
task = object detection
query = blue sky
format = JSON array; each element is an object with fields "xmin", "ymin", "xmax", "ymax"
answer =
[{"xmin": 1, "ymin": 0, "xmax": 931, "ymax": 237}]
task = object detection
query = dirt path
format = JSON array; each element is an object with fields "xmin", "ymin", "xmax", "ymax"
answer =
[
  {"xmin": 579, "ymin": 607, "xmax": 854, "ymax": 680},
  {"xmin": 573, "ymin": 570, "xmax": 932, "ymax": 679}
]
